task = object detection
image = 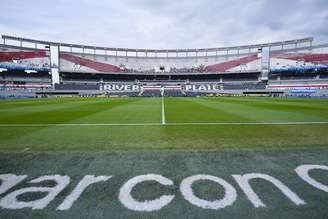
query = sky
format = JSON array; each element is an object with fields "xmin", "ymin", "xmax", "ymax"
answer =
[{"xmin": 0, "ymin": 0, "xmax": 327, "ymax": 49}]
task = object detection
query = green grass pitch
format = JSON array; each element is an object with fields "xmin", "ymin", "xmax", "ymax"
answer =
[
  {"xmin": 0, "ymin": 96, "xmax": 328, "ymax": 151},
  {"xmin": 0, "ymin": 97, "xmax": 328, "ymax": 218}
]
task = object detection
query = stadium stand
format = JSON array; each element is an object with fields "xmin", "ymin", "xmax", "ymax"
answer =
[
  {"xmin": 205, "ymin": 54, "xmax": 259, "ymax": 72},
  {"xmin": 0, "ymin": 35, "xmax": 328, "ymax": 98}
]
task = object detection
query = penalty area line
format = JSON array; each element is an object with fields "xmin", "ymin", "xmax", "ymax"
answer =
[{"xmin": 0, "ymin": 121, "xmax": 328, "ymax": 127}]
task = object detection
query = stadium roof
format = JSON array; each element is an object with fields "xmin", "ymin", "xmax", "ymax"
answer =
[{"xmin": 1, "ymin": 35, "xmax": 313, "ymax": 53}]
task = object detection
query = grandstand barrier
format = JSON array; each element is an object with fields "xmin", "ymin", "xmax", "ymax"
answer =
[
  {"xmin": 55, "ymin": 84, "xmax": 100, "ymax": 90},
  {"xmin": 268, "ymin": 84, "xmax": 328, "ymax": 89},
  {"xmin": 0, "ymin": 45, "xmax": 50, "ymax": 71}
]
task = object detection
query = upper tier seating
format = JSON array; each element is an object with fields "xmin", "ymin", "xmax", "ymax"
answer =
[{"xmin": 205, "ymin": 54, "xmax": 259, "ymax": 72}]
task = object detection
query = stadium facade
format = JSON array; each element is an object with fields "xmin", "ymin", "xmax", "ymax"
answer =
[{"xmin": 1, "ymin": 35, "xmax": 328, "ymax": 98}]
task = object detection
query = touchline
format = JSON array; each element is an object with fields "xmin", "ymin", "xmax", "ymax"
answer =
[{"xmin": 0, "ymin": 164, "xmax": 327, "ymax": 212}]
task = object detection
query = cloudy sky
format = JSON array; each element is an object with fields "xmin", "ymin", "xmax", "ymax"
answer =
[{"xmin": 0, "ymin": 0, "xmax": 327, "ymax": 49}]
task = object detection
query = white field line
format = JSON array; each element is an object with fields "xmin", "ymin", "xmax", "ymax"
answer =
[
  {"xmin": 167, "ymin": 121, "xmax": 328, "ymax": 125},
  {"xmin": 0, "ymin": 123, "xmax": 163, "ymax": 127},
  {"xmin": 0, "ymin": 121, "xmax": 328, "ymax": 127},
  {"xmin": 162, "ymin": 95, "xmax": 166, "ymax": 126}
]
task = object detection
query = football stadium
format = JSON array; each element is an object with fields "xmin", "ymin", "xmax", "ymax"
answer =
[{"xmin": 1, "ymin": 1, "xmax": 328, "ymax": 218}]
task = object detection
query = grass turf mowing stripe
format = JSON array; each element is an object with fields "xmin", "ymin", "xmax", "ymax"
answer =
[{"xmin": 184, "ymin": 97, "xmax": 328, "ymax": 123}]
